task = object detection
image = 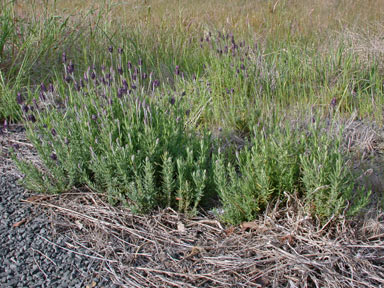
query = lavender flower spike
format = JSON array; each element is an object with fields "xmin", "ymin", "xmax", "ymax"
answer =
[
  {"xmin": 67, "ymin": 60, "xmax": 74, "ymax": 74},
  {"xmin": 16, "ymin": 92, "xmax": 24, "ymax": 105},
  {"xmin": 50, "ymin": 153, "xmax": 58, "ymax": 161},
  {"xmin": 62, "ymin": 52, "xmax": 67, "ymax": 63},
  {"xmin": 40, "ymin": 83, "xmax": 47, "ymax": 92}
]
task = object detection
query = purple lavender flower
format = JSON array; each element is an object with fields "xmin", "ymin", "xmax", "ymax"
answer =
[
  {"xmin": 50, "ymin": 153, "xmax": 58, "ymax": 161},
  {"xmin": 117, "ymin": 65, "xmax": 123, "ymax": 75},
  {"xmin": 127, "ymin": 61, "xmax": 132, "ymax": 70},
  {"xmin": 67, "ymin": 60, "xmax": 74, "ymax": 74},
  {"xmin": 22, "ymin": 105, "xmax": 29, "ymax": 113},
  {"xmin": 175, "ymin": 66, "xmax": 180, "ymax": 76},
  {"xmin": 28, "ymin": 114, "xmax": 36, "ymax": 123},
  {"xmin": 91, "ymin": 114, "xmax": 98, "ymax": 121},
  {"xmin": 132, "ymin": 74, "xmax": 137, "ymax": 81},
  {"xmin": 65, "ymin": 75, "xmax": 71, "ymax": 83},
  {"xmin": 186, "ymin": 109, "xmax": 190, "ymax": 116},
  {"xmin": 131, "ymin": 84, "xmax": 137, "ymax": 90},
  {"xmin": 62, "ymin": 52, "xmax": 67, "ymax": 63},
  {"xmin": 331, "ymin": 97, "xmax": 337, "ymax": 107},
  {"xmin": 40, "ymin": 83, "xmax": 47, "ymax": 92},
  {"xmin": 90, "ymin": 71, "xmax": 96, "ymax": 80},
  {"xmin": 117, "ymin": 88, "xmax": 124, "ymax": 98},
  {"xmin": 118, "ymin": 47, "xmax": 123, "ymax": 54},
  {"xmin": 39, "ymin": 91, "xmax": 46, "ymax": 101},
  {"xmin": 16, "ymin": 92, "xmax": 24, "ymax": 105},
  {"xmin": 152, "ymin": 79, "xmax": 160, "ymax": 89},
  {"xmin": 108, "ymin": 46, "xmax": 113, "ymax": 53},
  {"xmin": 122, "ymin": 79, "xmax": 128, "ymax": 89},
  {"xmin": 84, "ymin": 71, "xmax": 89, "ymax": 82},
  {"xmin": 49, "ymin": 83, "xmax": 54, "ymax": 93},
  {"xmin": 170, "ymin": 97, "xmax": 176, "ymax": 105},
  {"xmin": 51, "ymin": 128, "xmax": 57, "ymax": 137},
  {"xmin": 142, "ymin": 72, "xmax": 147, "ymax": 80},
  {"xmin": 74, "ymin": 81, "xmax": 80, "ymax": 92},
  {"xmin": 138, "ymin": 58, "xmax": 143, "ymax": 66}
]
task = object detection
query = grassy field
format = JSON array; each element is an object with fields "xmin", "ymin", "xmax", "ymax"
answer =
[{"xmin": 2, "ymin": 0, "xmax": 384, "ymax": 123}]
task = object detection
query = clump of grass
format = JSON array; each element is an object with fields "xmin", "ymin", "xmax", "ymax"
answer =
[{"xmin": 0, "ymin": 1, "xmax": 91, "ymax": 121}]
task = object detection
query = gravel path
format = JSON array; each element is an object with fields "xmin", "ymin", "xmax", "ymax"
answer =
[{"xmin": 0, "ymin": 127, "xmax": 115, "ymax": 288}]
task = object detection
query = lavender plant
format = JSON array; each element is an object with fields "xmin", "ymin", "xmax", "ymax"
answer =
[
  {"xmin": 14, "ymin": 52, "xmax": 214, "ymax": 214},
  {"xmin": 214, "ymin": 119, "xmax": 370, "ymax": 225}
]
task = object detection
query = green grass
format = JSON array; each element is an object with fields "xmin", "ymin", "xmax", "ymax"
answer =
[{"xmin": 3, "ymin": 0, "xmax": 382, "ymax": 224}]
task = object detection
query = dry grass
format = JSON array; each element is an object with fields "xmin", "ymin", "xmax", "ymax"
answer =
[
  {"xmin": 23, "ymin": 190, "xmax": 384, "ymax": 288},
  {"xmin": 13, "ymin": 0, "xmax": 384, "ymax": 41}
]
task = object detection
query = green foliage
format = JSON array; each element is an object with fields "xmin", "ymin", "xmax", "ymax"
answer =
[
  {"xmin": 15, "ymin": 68, "xmax": 214, "ymax": 215},
  {"xmin": 214, "ymin": 124, "xmax": 305, "ymax": 224},
  {"xmin": 300, "ymin": 124, "xmax": 371, "ymax": 219},
  {"xmin": 214, "ymin": 121, "xmax": 370, "ymax": 225},
  {"xmin": 7, "ymin": 1, "xmax": 376, "ymax": 224}
]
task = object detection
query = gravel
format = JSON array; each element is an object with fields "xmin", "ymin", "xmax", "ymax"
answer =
[
  {"xmin": 0, "ymin": 127, "xmax": 116, "ymax": 288},
  {"xmin": 0, "ymin": 173, "xmax": 118, "ymax": 287}
]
